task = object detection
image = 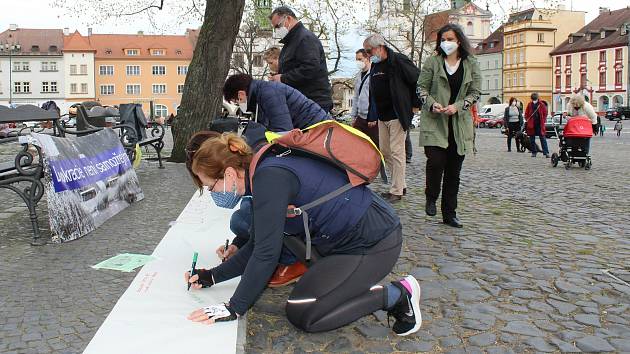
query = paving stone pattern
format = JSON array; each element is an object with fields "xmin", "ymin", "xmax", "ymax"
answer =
[{"xmin": 1, "ymin": 126, "xmax": 629, "ymax": 353}]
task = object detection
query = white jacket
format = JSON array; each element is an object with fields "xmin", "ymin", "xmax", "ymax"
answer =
[
  {"xmin": 568, "ymin": 101, "xmax": 597, "ymax": 124},
  {"xmin": 350, "ymin": 70, "xmax": 370, "ymax": 119}
]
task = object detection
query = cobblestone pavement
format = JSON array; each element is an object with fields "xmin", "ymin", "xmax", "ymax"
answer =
[
  {"xmin": 245, "ymin": 128, "xmax": 630, "ymax": 353},
  {"xmin": 1, "ymin": 126, "xmax": 629, "ymax": 353}
]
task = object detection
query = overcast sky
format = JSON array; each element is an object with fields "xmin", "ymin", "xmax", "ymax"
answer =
[{"xmin": 1, "ymin": 0, "xmax": 627, "ymax": 76}]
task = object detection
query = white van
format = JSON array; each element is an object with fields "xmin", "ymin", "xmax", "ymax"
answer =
[{"xmin": 479, "ymin": 104, "xmax": 508, "ymax": 118}]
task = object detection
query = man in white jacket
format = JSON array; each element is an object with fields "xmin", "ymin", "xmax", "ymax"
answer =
[
  {"xmin": 568, "ymin": 94, "xmax": 598, "ymax": 155},
  {"xmin": 351, "ymin": 49, "xmax": 378, "ymax": 147}
]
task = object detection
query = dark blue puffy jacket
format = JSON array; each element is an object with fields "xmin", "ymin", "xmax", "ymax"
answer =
[{"xmin": 246, "ymin": 80, "xmax": 329, "ymax": 132}]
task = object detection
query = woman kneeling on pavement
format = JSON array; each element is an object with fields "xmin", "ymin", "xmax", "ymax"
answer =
[{"xmin": 184, "ymin": 133, "xmax": 422, "ymax": 335}]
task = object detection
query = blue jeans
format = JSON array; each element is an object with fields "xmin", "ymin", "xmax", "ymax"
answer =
[
  {"xmin": 529, "ymin": 135, "xmax": 548, "ymax": 155},
  {"xmin": 230, "ymin": 198, "xmax": 297, "ymax": 265}
]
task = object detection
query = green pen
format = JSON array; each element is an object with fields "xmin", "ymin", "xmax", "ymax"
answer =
[{"xmin": 187, "ymin": 252, "xmax": 198, "ymax": 291}]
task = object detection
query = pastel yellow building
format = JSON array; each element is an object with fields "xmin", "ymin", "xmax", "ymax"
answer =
[
  {"xmin": 90, "ymin": 32, "xmax": 195, "ymax": 118},
  {"xmin": 550, "ymin": 7, "xmax": 630, "ymax": 113},
  {"xmin": 503, "ymin": 7, "xmax": 585, "ymax": 105}
]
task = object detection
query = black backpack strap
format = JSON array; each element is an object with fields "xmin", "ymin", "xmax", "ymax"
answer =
[{"xmin": 288, "ymin": 183, "xmax": 354, "ymax": 261}]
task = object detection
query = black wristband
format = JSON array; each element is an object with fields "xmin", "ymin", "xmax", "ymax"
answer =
[{"xmin": 195, "ymin": 268, "xmax": 214, "ymax": 288}]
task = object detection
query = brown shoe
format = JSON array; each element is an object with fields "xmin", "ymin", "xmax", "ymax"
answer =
[
  {"xmin": 380, "ymin": 192, "xmax": 402, "ymax": 203},
  {"xmin": 267, "ymin": 262, "xmax": 308, "ymax": 288}
]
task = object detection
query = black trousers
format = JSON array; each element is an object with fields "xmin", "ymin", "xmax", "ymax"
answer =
[
  {"xmin": 507, "ymin": 122, "xmax": 521, "ymax": 151},
  {"xmin": 285, "ymin": 227, "xmax": 402, "ymax": 332},
  {"xmin": 405, "ymin": 130, "xmax": 412, "ymax": 160},
  {"xmin": 424, "ymin": 145, "xmax": 465, "ymax": 219}
]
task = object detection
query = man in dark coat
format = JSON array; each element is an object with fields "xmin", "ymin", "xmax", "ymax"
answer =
[
  {"xmin": 269, "ymin": 6, "xmax": 333, "ymax": 112},
  {"xmin": 223, "ymin": 73, "xmax": 329, "ymax": 132},
  {"xmin": 364, "ymin": 34, "xmax": 420, "ymax": 203}
]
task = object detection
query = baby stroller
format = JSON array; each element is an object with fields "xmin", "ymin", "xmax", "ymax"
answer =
[{"xmin": 550, "ymin": 115, "xmax": 592, "ymax": 170}]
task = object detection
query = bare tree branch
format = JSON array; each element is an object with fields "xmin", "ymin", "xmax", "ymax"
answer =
[{"xmin": 119, "ymin": 0, "xmax": 164, "ymax": 16}]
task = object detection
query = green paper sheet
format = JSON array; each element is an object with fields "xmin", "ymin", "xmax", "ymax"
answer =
[{"xmin": 92, "ymin": 253, "xmax": 156, "ymax": 272}]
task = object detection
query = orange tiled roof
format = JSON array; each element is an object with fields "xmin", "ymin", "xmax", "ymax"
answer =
[
  {"xmin": 89, "ymin": 33, "xmax": 195, "ymax": 59},
  {"xmin": 63, "ymin": 30, "xmax": 95, "ymax": 52},
  {"xmin": 0, "ymin": 27, "xmax": 63, "ymax": 55},
  {"xmin": 550, "ymin": 7, "xmax": 630, "ymax": 55}
]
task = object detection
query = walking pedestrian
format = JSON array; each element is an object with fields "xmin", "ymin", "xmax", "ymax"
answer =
[
  {"xmin": 363, "ymin": 33, "xmax": 420, "ymax": 203},
  {"xmin": 350, "ymin": 49, "xmax": 378, "ymax": 147},
  {"xmin": 269, "ymin": 6, "xmax": 333, "ymax": 112},
  {"xmin": 600, "ymin": 124, "xmax": 606, "ymax": 136},
  {"xmin": 568, "ymin": 94, "xmax": 597, "ymax": 155},
  {"xmin": 524, "ymin": 92, "xmax": 549, "ymax": 158},
  {"xmin": 417, "ymin": 24, "xmax": 481, "ymax": 228},
  {"xmin": 503, "ymin": 97, "xmax": 523, "ymax": 152},
  {"xmin": 614, "ymin": 120, "xmax": 622, "ymax": 137},
  {"xmin": 185, "ymin": 133, "xmax": 423, "ymax": 336}
]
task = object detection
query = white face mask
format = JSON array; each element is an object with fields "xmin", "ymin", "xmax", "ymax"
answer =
[
  {"xmin": 356, "ymin": 60, "xmax": 366, "ymax": 71},
  {"xmin": 440, "ymin": 40, "xmax": 459, "ymax": 56},
  {"xmin": 238, "ymin": 101, "xmax": 248, "ymax": 113},
  {"xmin": 273, "ymin": 17, "xmax": 289, "ymax": 40},
  {"xmin": 512, "ymin": 102, "xmax": 517, "ymax": 106}
]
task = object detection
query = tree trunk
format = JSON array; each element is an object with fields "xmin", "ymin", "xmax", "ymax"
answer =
[{"xmin": 169, "ymin": 0, "xmax": 245, "ymax": 163}]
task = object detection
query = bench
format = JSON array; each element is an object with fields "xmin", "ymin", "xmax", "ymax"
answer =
[
  {"xmin": 63, "ymin": 103, "xmax": 166, "ymax": 168},
  {"xmin": 83, "ymin": 191, "xmax": 244, "ymax": 354},
  {"xmin": 0, "ymin": 105, "xmax": 60, "ymax": 245}
]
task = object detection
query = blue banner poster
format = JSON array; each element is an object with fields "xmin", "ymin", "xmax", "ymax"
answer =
[{"xmin": 32, "ymin": 130, "xmax": 144, "ymax": 242}]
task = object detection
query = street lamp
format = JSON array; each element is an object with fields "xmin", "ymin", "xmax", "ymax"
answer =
[{"xmin": 1, "ymin": 41, "xmax": 21, "ymax": 105}]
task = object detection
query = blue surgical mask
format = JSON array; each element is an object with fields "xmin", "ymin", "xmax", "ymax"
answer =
[
  {"xmin": 370, "ymin": 55, "xmax": 381, "ymax": 64},
  {"xmin": 210, "ymin": 178, "xmax": 242, "ymax": 209}
]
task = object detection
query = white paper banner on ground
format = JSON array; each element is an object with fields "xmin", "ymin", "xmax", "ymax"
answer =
[
  {"xmin": 83, "ymin": 191, "xmax": 241, "ymax": 354},
  {"xmin": 32, "ymin": 130, "xmax": 144, "ymax": 243}
]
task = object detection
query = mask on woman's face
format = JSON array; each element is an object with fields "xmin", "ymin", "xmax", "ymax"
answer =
[
  {"xmin": 356, "ymin": 60, "xmax": 366, "ymax": 71},
  {"xmin": 512, "ymin": 102, "xmax": 517, "ymax": 106},
  {"xmin": 238, "ymin": 101, "xmax": 248, "ymax": 113},
  {"xmin": 210, "ymin": 178, "xmax": 242, "ymax": 209},
  {"xmin": 440, "ymin": 40, "xmax": 459, "ymax": 56}
]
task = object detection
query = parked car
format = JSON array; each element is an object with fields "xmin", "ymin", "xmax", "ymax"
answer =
[
  {"xmin": 544, "ymin": 113, "xmax": 567, "ymax": 138},
  {"xmin": 479, "ymin": 103, "xmax": 508, "ymax": 119},
  {"xmin": 486, "ymin": 117, "xmax": 504, "ymax": 128},
  {"xmin": 605, "ymin": 106, "xmax": 630, "ymax": 120},
  {"xmin": 477, "ymin": 114, "xmax": 494, "ymax": 128}
]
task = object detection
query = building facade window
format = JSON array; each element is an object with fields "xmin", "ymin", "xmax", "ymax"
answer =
[
  {"xmin": 41, "ymin": 62, "xmax": 48, "ymax": 71},
  {"xmin": 151, "ymin": 49, "xmax": 165, "ymax": 56},
  {"xmin": 505, "ymin": 51, "xmax": 510, "ymax": 65},
  {"xmin": 495, "ymin": 59, "xmax": 498, "ymax": 69},
  {"xmin": 565, "ymin": 74, "xmax": 571, "ymax": 90},
  {"xmin": 152, "ymin": 84, "xmax": 167, "ymax": 94},
  {"xmin": 177, "ymin": 84, "xmax": 185, "ymax": 94},
  {"xmin": 615, "ymin": 48, "xmax": 623, "ymax": 61},
  {"xmin": 100, "ymin": 85, "xmax": 115, "ymax": 95},
  {"xmin": 555, "ymin": 75, "xmax": 561, "ymax": 89},
  {"xmin": 70, "ymin": 65, "xmax": 77, "ymax": 75},
  {"xmin": 599, "ymin": 50, "xmax": 606, "ymax": 63},
  {"xmin": 81, "ymin": 83, "xmax": 88, "ymax": 93},
  {"xmin": 512, "ymin": 35, "xmax": 517, "ymax": 44},
  {"xmin": 153, "ymin": 104, "xmax": 168, "ymax": 117},
  {"xmin": 70, "ymin": 83, "xmax": 78, "ymax": 94},
  {"xmin": 565, "ymin": 55, "xmax": 571, "ymax": 67},
  {"xmin": 506, "ymin": 36, "xmax": 511, "ymax": 46},
  {"xmin": 599, "ymin": 71, "xmax": 606, "ymax": 88},
  {"xmin": 126, "ymin": 84, "xmax": 141, "ymax": 95},
  {"xmin": 177, "ymin": 65, "xmax": 188, "ymax": 75},
  {"xmin": 519, "ymin": 50, "xmax": 524, "ymax": 63},
  {"xmin": 253, "ymin": 55, "xmax": 264, "ymax": 67},
  {"xmin": 615, "ymin": 70, "xmax": 623, "ymax": 87},
  {"xmin": 80, "ymin": 64, "xmax": 88, "ymax": 75},
  {"xmin": 519, "ymin": 72, "xmax": 524, "ymax": 86},
  {"xmin": 42, "ymin": 81, "xmax": 50, "ymax": 93},
  {"xmin": 581, "ymin": 53, "xmax": 587, "ymax": 64},
  {"xmin": 580, "ymin": 73, "xmax": 586, "ymax": 88},
  {"xmin": 14, "ymin": 81, "xmax": 31, "ymax": 93},
  {"xmin": 466, "ymin": 21, "xmax": 473, "ymax": 36},
  {"xmin": 555, "ymin": 56, "xmax": 561, "ymax": 67},
  {"xmin": 126, "ymin": 49, "xmax": 139, "ymax": 56},
  {"xmin": 126, "ymin": 65, "xmax": 141, "ymax": 76},
  {"xmin": 494, "ymin": 78, "xmax": 498, "ymax": 89},
  {"xmin": 13, "ymin": 62, "xmax": 30, "ymax": 72},
  {"xmin": 100, "ymin": 65, "xmax": 114, "ymax": 76},
  {"xmin": 152, "ymin": 65, "xmax": 166, "ymax": 75},
  {"xmin": 512, "ymin": 73, "xmax": 517, "ymax": 87},
  {"xmin": 50, "ymin": 62, "xmax": 57, "ymax": 71},
  {"xmin": 519, "ymin": 33, "xmax": 524, "ymax": 43},
  {"xmin": 537, "ymin": 33, "xmax": 544, "ymax": 43},
  {"xmin": 505, "ymin": 74, "xmax": 510, "ymax": 88}
]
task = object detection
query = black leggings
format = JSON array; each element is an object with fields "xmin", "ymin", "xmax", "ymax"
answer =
[
  {"xmin": 507, "ymin": 122, "xmax": 521, "ymax": 151},
  {"xmin": 424, "ymin": 145, "xmax": 465, "ymax": 219},
  {"xmin": 285, "ymin": 227, "xmax": 402, "ymax": 332}
]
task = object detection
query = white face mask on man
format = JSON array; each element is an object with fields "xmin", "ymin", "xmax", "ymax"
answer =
[
  {"xmin": 440, "ymin": 40, "xmax": 459, "ymax": 56},
  {"xmin": 273, "ymin": 17, "xmax": 289, "ymax": 40}
]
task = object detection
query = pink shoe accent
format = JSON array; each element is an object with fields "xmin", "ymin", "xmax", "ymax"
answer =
[{"xmin": 400, "ymin": 279, "xmax": 413, "ymax": 295}]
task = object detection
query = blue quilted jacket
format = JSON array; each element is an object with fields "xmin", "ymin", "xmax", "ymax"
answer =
[{"xmin": 246, "ymin": 80, "xmax": 329, "ymax": 132}]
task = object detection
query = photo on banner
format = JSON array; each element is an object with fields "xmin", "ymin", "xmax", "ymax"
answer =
[{"xmin": 32, "ymin": 130, "xmax": 144, "ymax": 242}]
